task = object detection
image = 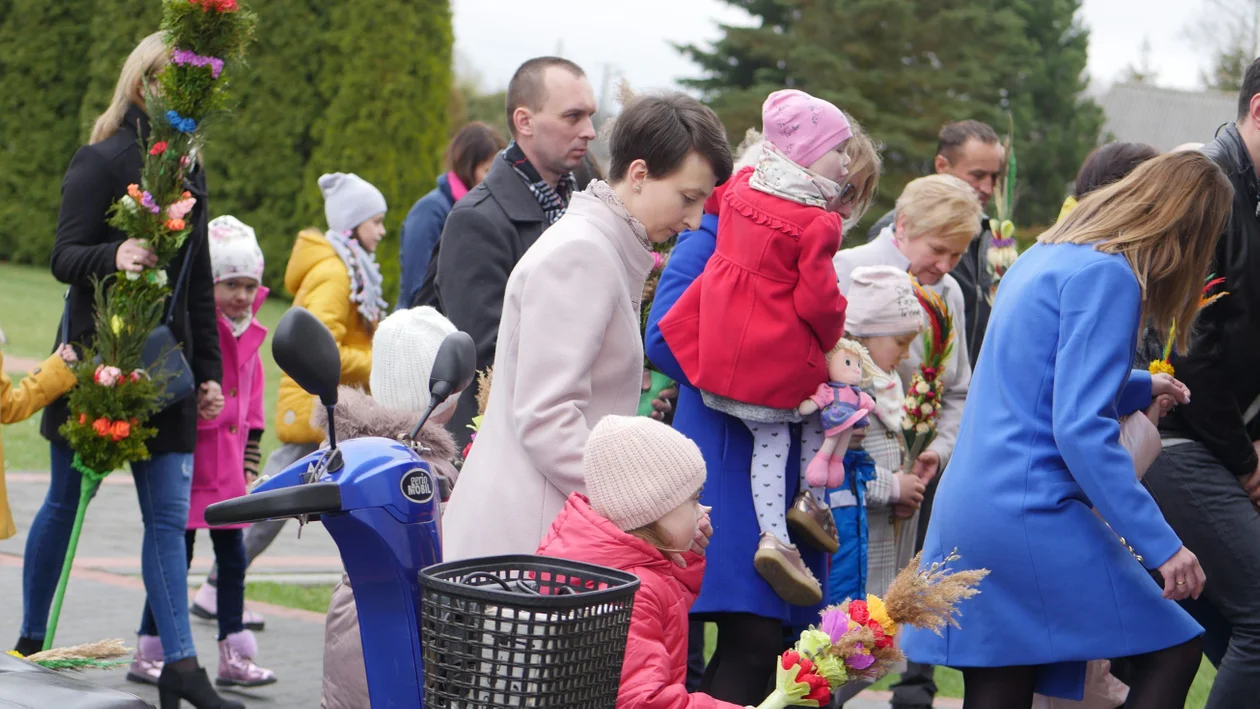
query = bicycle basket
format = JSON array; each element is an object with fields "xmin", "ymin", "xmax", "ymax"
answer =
[{"xmin": 420, "ymin": 554, "xmax": 640, "ymax": 708}]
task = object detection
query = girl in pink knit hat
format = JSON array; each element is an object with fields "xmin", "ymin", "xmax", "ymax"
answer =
[{"xmin": 657, "ymin": 89, "xmax": 854, "ymax": 604}]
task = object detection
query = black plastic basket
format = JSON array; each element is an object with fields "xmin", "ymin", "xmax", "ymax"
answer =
[{"xmin": 419, "ymin": 554, "xmax": 640, "ymax": 708}]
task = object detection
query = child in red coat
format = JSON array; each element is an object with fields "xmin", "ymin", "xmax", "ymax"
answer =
[
  {"xmin": 657, "ymin": 89, "xmax": 853, "ymax": 605},
  {"xmin": 537, "ymin": 415, "xmax": 744, "ymax": 709}
]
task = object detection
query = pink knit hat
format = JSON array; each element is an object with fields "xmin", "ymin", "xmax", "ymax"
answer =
[
  {"xmin": 584, "ymin": 415, "xmax": 706, "ymax": 532},
  {"xmin": 844, "ymin": 266, "xmax": 923, "ymax": 338},
  {"xmin": 762, "ymin": 89, "xmax": 852, "ymax": 168}
]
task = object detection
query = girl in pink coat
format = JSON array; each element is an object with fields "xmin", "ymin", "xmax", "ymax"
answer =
[{"xmin": 131, "ymin": 216, "xmax": 277, "ymax": 688}]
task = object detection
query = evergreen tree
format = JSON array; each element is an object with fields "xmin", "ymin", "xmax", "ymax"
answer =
[
  {"xmin": 0, "ymin": 0, "xmax": 96, "ymax": 265},
  {"xmin": 1011, "ymin": 0, "xmax": 1103, "ymax": 225},
  {"xmin": 201, "ymin": 0, "xmax": 332, "ymax": 289},
  {"xmin": 302, "ymin": 0, "xmax": 452, "ymax": 304},
  {"xmin": 76, "ymin": 0, "xmax": 163, "ymax": 143}
]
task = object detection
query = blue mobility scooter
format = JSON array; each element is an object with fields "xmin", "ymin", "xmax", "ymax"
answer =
[{"xmin": 207, "ymin": 307, "xmax": 641, "ymax": 708}]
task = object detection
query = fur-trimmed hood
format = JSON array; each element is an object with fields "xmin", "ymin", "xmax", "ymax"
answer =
[{"xmin": 311, "ymin": 386, "xmax": 459, "ymax": 482}]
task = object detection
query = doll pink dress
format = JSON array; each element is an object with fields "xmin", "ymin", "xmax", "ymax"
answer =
[{"xmin": 810, "ymin": 382, "xmax": 875, "ymax": 436}]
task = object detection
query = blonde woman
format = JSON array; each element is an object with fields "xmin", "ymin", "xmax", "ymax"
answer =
[
  {"xmin": 900, "ymin": 151, "xmax": 1231, "ymax": 708},
  {"xmin": 18, "ymin": 32, "xmax": 241, "ymax": 709}
]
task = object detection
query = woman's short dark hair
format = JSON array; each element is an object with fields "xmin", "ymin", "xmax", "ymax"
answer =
[
  {"xmin": 608, "ymin": 92, "xmax": 733, "ymax": 186},
  {"xmin": 1074, "ymin": 142, "xmax": 1160, "ymax": 198},
  {"xmin": 446, "ymin": 122, "xmax": 507, "ymax": 189}
]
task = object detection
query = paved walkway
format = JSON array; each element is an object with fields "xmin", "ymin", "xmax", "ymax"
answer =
[{"xmin": 0, "ymin": 470, "xmax": 959, "ymax": 708}]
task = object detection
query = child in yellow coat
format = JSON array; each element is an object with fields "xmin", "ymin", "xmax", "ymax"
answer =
[{"xmin": 0, "ymin": 345, "xmax": 77, "ymax": 539}]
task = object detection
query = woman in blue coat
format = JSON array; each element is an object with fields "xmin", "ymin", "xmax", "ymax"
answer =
[{"xmin": 900, "ymin": 151, "xmax": 1230, "ymax": 707}]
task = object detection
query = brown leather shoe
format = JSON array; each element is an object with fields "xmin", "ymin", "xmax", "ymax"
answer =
[
  {"xmin": 753, "ymin": 533, "xmax": 823, "ymax": 606},
  {"xmin": 787, "ymin": 490, "xmax": 840, "ymax": 553}
]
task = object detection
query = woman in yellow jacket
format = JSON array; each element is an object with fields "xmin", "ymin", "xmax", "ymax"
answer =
[
  {"xmin": 191, "ymin": 173, "xmax": 387, "ymax": 622},
  {"xmin": 0, "ymin": 346, "xmax": 77, "ymax": 540}
]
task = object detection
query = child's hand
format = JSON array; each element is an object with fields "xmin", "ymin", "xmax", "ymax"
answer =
[
  {"xmin": 893, "ymin": 503, "xmax": 916, "ymax": 519},
  {"xmin": 1145, "ymin": 394, "xmax": 1176, "ymax": 425},
  {"xmin": 893, "ymin": 472, "xmax": 925, "ymax": 508},
  {"xmin": 55, "ymin": 343, "xmax": 78, "ymax": 364},
  {"xmin": 197, "ymin": 381, "xmax": 224, "ymax": 420},
  {"xmin": 689, "ymin": 505, "xmax": 713, "ymax": 556}
]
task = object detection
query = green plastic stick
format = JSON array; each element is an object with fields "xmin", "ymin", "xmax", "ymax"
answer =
[{"xmin": 43, "ymin": 457, "xmax": 108, "ymax": 651}]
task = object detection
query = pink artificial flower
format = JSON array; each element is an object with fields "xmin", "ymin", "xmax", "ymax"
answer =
[
  {"xmin": 166, "ymin": 195, "xmax": 196, "ymax": 220},
  {"xmin": 94, "ymin": 364, "xmax": 122, "ymax": 387},
  {"xmin": 820, "ymin": 608, "xmax": 850, "ymax": 643},
  {"xmin": 845, "ymin": 645, "xmax": 876, "ymax": 670}
]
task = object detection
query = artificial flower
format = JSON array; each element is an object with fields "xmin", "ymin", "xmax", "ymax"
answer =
[
  {"xmin": 121, "ymin": 195, "xmax": 139, "ymax": 214},
  {"xmin": 847, "ymin": 600, "xmax": 870, "ymax": 626},
  {"xmin": 919, "ymin": 403, "xmax": 934, "ymax": 416},
  {"xmin": 820, "ymin": 608, "xmax": 850, "ymax": 643},
  {"xmin": 78, "ymin": 413, "xmax": 87, "ymax": 425},
  {"xmin": 165, "ymin": 110, "xmax": 197, "ymax": 134},
  {"xmin": 166, "ymin": 195, "xmax": 196, "ymax": 220},
  {"xmin": 126, "ymin": 184, "xmax": 143, "ymax": 202},
  {"xmin": 94, "ymin": 365, "xmax": 122, "ymax": 387},
  {"xmin": 130, "ymin": 370, "xmax": 143, "ymax": 382},
  {"xmin": 92, "ymin": 418, "xmax": 112, "ymax": 437},
  {"xmin": 795, "ymin": 629, "xmax": 832, "ymax": 660},
  {"xmin": 915, "ymin": 422, "xmax": 930, "ymax": 434},
  {"xmin": 140, "ymin": 191, "xmax": 160, "ymax": 214},
  {"xmin": 149, "ymin": 141, "xmax": 168, "ymax": 156},
  {"xmin": 845, "ymin": 645, "xmax": 875, "ymax": 670},
  {"xmin": 866, "ymin": 595, "xmax": 897, "ymax": 637},
  {"xmin": 814, "ymin": 654, "xmax": 848, "ymax": 687},
  {"xmin": 110, "ymin": 315, "xmax": 124, "ymax": 335},
  {"xmin": 166, "ymin": 218, "xmax": 186, "ymax": 232},
  {"xmin": 110, "ymin": 420, "xmax": 131, "ymax": 442},
  {"xmin": 171, "ymin": 48, "xmax": 225, "ymax": 78}
]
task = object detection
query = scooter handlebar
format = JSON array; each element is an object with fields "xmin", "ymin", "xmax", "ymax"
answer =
[{"xmin": 204, "ymin": 482, "xmax": 343, "ymax": 526}]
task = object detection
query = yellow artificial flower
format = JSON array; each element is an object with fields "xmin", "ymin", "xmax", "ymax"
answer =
[
  {"xmin": 866, "ymin": 595, "xmax": 898, "ymax": 637},
  {"xmin": 110, "ymin": 314, "xmax": 125, "ymax": 335},
  {"xmin": 1148, "ymin": 360, "xmax": 1175, "ymax": 377}
]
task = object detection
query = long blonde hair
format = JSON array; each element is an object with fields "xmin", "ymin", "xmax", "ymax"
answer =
[
  {"xmin": 842, "ymin": 117, "xmax": 882, "ymax": 227},
  {"xmin": 90, "ymin": 32, "xmax": 169, "ymax": 145},
  {"xmin": 1039, "ymin": 151, "xmax": 1232, "ymax": 352}
]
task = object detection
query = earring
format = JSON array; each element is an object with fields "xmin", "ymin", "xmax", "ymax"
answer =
[{"xmin": 634, "ymin": 184, "xmax": 642, "ymax": 193}]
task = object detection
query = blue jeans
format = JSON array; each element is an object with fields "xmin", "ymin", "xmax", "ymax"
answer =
[
  {"xmin": 22, "ymin": 442, "xmax": 198, "ymax": 663},
  {"xmin": 140, "ymin": 528, "xmax": 246, "ymax": 641}
]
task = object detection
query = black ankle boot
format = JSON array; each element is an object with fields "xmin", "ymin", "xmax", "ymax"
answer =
[
  {"xmin": 13, "ymin": 636, "xmax": 42, "ymax": 657},
  {"xmin": 157, "ymin": 661, "xmax": 245, "ymax": 709}
]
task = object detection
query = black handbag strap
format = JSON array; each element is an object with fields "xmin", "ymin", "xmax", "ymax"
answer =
[{"xmin": 57, "ymin": 236, "xmax": 199, "ymax": 346}]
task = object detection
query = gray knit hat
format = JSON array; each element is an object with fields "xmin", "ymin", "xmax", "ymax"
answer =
[
  {"xmin": 584, "ymin": 415, "xmax": 707, "ymax": 532},
  {"xmin": 319, "ymin": 172, "xmax": 387, "ymax": 235}
]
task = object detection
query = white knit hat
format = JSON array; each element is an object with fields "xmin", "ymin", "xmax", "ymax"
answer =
[
  {"xmin": 845, "ymin": 265, "xmax": 922, "ymax": 338},
  {"xmin": 319, "ymin": 172, "xmax": 388, "ymax": 235},
  {"xmin": 208, "ymin": 215, "xmax": 264, "ymax": 284},
  {"xmin": 584, "ymin": 416, "xmax": 707, "ymax": 532},
  {"xmin": 370, "ymin": 306, "xmax": 457, "ymax": 414}
]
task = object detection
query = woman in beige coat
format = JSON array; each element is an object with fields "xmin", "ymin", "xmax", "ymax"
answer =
[{"xmin": 442, "ymin": 92, "xmax": 734, "ymax": 561}]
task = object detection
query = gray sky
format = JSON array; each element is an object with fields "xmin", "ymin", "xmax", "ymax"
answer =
[{"xmin": 452, "ymin": 0, "xmax": 1214, "ymax": 97}]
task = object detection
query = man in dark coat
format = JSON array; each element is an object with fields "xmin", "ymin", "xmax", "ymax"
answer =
[
  {"xmin": 1139, "ymin": 60, "xmax": 1260, "ymax": 705},
  {"xmin": 414, "ymin": 56, "xmax": 597, "ymax": 447}
]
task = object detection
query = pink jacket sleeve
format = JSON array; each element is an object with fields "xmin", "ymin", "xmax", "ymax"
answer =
[
  {"xmin": 617, "ymin": 585, "xmax": 745, "ymax": 709},
  {"xmin": 792, "ymin": 213, "xmax": 846, "ymax": 352},
  {"xmin": 246, "ymin": 354, "xmax": 266, "ymax": 432}
]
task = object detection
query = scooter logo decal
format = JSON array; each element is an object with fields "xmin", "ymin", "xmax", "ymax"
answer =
[{"xmin": 400, "ymin": 469, "xmax": 434, "ymax": 504}]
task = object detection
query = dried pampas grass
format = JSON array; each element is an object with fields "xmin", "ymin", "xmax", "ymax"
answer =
[{"xmin": 883, "ymin": 549, "xmax": 989, "ymax": 635}]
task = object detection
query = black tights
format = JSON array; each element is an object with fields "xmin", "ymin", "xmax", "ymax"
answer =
[
  {"xmin": 961, "ymin": 636, "xmax": 1203, "ymax": 709},
  {"xmin": 699, "ymin": 613, "xmax": 784, "ymax": 705}
]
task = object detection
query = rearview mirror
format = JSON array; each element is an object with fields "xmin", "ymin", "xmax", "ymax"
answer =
[
  {"xmin": 429, "ymin": 331, "xmax": 476, "ymax": 406},
  {"xmin": 272, "ymin": 307, "xmax": 341, "ymax": 408}
]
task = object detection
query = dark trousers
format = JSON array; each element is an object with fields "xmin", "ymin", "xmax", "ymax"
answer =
[
  {"xmin": 1143, "ymin": 442, "xmax": 1260, "ymax": 709},
  {"xmin": 686, "ymin": 619, "xmax": 705, "ymax": 692}
]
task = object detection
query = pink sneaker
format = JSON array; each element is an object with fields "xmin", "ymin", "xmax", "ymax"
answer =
[
  {"xmin": 192, "ymin": 583, "xmax": 266, "ymax": 631},
  {"xmin": 215, "ymin": 631, "xmax": 277, "ymax": 687},
  {"xmin": 126, "ymin": 634, "xmax": 164, "ymax": 686}
]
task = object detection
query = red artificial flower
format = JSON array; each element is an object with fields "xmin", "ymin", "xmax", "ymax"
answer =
[
  {"xmin": 848, "ymin": 600, "xmax": 870, "ymax": 625},
  {"xmin": 462, "ymin": 441, "xmax": 473, "ymax": 459},
  {"xmin": 149, "ymin": 141, "xmax": 168, "ymax": 156},
  {"xmin": 110, "ymin": 419, "xmax": 132, "ymax": 442},
  {"xmin": 93, "ymin": 418, "xmax": 112, "ymax": 437},
  {"xmin": 166, "ymin": 218, "xmax": 186, "ymax": 231},
  {"xmin": 802, "ymin": 670, "xmax": 831, "ymax": 703},
  {"xmin": 876, "ymin": 633, "xmax": 895, "ymax": 649},
  {"xmin": 78, "ymin": 413, "xmax": 87, "ymax": 425}
]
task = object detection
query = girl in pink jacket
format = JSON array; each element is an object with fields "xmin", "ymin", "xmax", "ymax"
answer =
[{"xmin": 130, "ymin": 216, "xmax": 277, "ymax": 688}]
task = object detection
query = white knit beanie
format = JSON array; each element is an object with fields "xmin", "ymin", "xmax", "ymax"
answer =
[
  {"xmin": 319, "ymin": 172, "xmax": 388, "ymax": 235},
  {"xmin": 208, "ymin": 215, "xmax": 264, "ymax": 284},
  {"xmin": 369, "ymin": 306, "xmax": 457, "ymax": 414},
  {"xmin": 845, "ymin": 265, "xmax": 922, "ymax": 338},
  {"xmin": 584, "ymin": 416, "xmax": 707, "ymax": 532}
]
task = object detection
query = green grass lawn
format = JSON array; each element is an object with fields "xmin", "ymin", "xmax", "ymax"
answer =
[
  {"xmin": 0, "ymin": 261, "xmax": 289, "ymax": 472},
  {"xmin": 245, "ymin": 581, "xmax": 336, "ymax": 614}
]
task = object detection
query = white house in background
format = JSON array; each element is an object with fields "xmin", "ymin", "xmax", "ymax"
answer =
[{"xmin": 1098, "ymin": 82, "xmax": 1236, "ymax": 151}]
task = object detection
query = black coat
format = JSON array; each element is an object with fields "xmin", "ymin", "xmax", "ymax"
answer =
[
  {"xmin": 413, "ymin": 157, "xmax": 548, "ymax": 447},
  {"xmin": 41, "ymin": 104, "xmax": 221, "ymax": 454},
  {"xmin": 865, "ymin": 208, "xmax": 993, "ymax": 366},
  {"xmin": 1140, "ymin": 122, "xmax": 1260, "ymax": 478}
]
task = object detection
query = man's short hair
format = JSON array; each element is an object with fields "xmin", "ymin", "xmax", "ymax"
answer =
[
  {"xmin": 936, "ymin": 120, "xmax": 1000, "ymax": 161},
  {"xmin": 1239, "ymin": 58, "xmax": 1260, "ymax": 119},
  {"xmin": 608, "ymin": 92, "xmax": 734, "ymax": 186},
  {"xmin": 505, "ymin": 57, "xmax": 586, "ymax": 137}
]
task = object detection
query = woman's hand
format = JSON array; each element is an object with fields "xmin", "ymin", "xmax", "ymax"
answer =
[
  {"xmin": 893, "ymin": 472, "xmax": 926, "ymax": 508},
  {"xmin": 55, "ymin": 343, "xmax": 78, "ymax": 364},
  {"xmin": 1150, "ymin": 373, "xmax": 1191, "ymax": 406},
  {"xmin": 650, "ymin": 385, "xmax": 677, "ymax": 422},
  {"xmin": 1157, "ymin": 546, "xmax": 1205, "ymax": 601},
  {"xmin": 197, "ymin": 381, "xmax": 224, "ymax": 420},
  {"xmin": 115, "ymin": 238, "xmax": 158, "ymax": 274},
  {"xmin": 912, "ymin": 450, "xmax": 941, "ymax": 484}
]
